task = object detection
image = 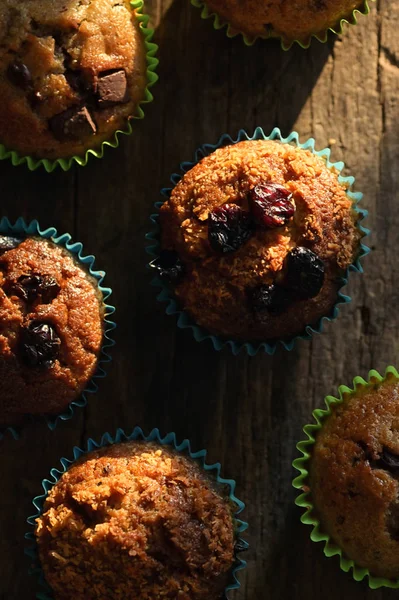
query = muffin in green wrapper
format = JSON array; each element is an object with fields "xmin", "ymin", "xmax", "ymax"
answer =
[
  {"xmin": 192, "ymin": 0, "xmax": 373, "ymax": 49},
  {"xmin": 0, "ymin": 0, "xmax": 158, "ymax": 172},
  {"xmin": 293, "ymin": 366, "xmax": 399, "ymax": 588}
]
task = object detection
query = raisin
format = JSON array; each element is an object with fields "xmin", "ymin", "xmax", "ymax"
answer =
[
  {"xmin": 0, "ymin": 235, "xmax": 23, "ymax": 255},
  {"xmin": 284, "ymin": 247, "xmax": 325, "ymax": 299},
  {"xmin": 208, "ymin": 204, "xmax": 253, "ymax": 254},
  {"xmin": 249, "ymin": 183, "xmax": 295, "ymax": 229},
  {"xmin": 8, "ymin": 274, "xmax": 60, "ymax": 304},
  {"xmin": 150, "ymin": 250, "xmax": 185, "ymax": 283},
  {"xmin": 7, "ymin": 61, "xmax": 32, "ymax": 89},
  {"xmin": 249, "ymin": 283, "xmax": 292, "ymax": 315},
  {"xmin": 20, "ymin": 322, "xmax": 61, "ymax": 368}
]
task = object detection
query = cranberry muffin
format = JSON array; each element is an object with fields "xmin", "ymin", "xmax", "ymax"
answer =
[
  {"xmin": 35, "ymin": 441, "xmax": 236, "ymax": 600},
  {"xmin": 0, "ymin": 235, "xmax": 104, "ymax": 427},
  {"xmin": 0, "ymin": 0, "xmax": 147, "ymax": 159},
  {"xmin": 155, "ymin": 139, "xmax": 362, "ymax": 343},
  {"xmin": 203, "ymin": 0, "xmax": 368, "ymax": 45},
  {"xmin": 309, "ymin": 373, "xmax": 399, "ymax": 579}
]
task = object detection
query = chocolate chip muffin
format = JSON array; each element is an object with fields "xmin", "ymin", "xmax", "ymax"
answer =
[
  {"xmin": 35, "ymin": 441, "xmax": 236, "ymax": 600},
  {"xmin": 203, "ymin": 0, "xmax": 367, "ymax": 45},
  {"xmin": 0, "ymin": 0, "xmax": 148, "ymax": 159},
  {"xmin": 309, "ymin": 373, "xmax": 399, "ymax": 579},
  {"xmin": 155, "ymin": 139, "xmax": 362, "ymax": 343},
  {"xmin": 0, "ymin": 235, "xmax": 104, "ymax": 427}
]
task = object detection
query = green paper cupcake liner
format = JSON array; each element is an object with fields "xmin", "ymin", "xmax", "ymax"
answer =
[
  {"xmin": 0, "ymin": 0, "xmax": 159, "ymax": 173},
  {"xmin": 191, "ymin": 0, "xmax": 373, "ymax": 50},
  {"xmin": 0, "ymin": 217, "xmax": 116, "ymax": 442},
  {"xmin": 145, "ymin": 126, "xmax": 370, "ymax": 356},
  {"xmin": 25, "ymin": 426, "xmax": 248, "ymax": 599},
  {"xmin": 293, "ymin": 366, "xmax": 399, "ymax": 589}
]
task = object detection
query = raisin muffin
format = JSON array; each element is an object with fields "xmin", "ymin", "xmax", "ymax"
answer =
[
  {"xmin": 309, "ymin": 373, "xmax": 399, "ymax": 579},
  {"xmin": 0, "ymin": 235, "xmax": 104, "ymax": 427},
  {"xmin": 202, "ymin": 0, "xmax": 367, "ymax": 45},
  {"xmin": 35, "ymin": 441, "xmax": 236, "ymax": 600},
  {"xmin": 155, "ymin": 139, "xmax": 362, "ymax": 343},
  {"xmin": 0, "ymin": 0, "xmax": 147, "ymax": 159}
]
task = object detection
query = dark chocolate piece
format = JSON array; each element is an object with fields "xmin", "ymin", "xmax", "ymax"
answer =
[
  {"xmin": 20, "ymin": 322, "xmax": 61, "ymax": 368},
  {"xmin": 7, "ymin": 61, "xmax": 32, "ymax": 90},
  {"xmin": 50, "ymin": 106, "xmax": 97, "ymax": 141},
  {"xmin": 97, "ymin": 70, "xmax": 130, "ymax": 107}
]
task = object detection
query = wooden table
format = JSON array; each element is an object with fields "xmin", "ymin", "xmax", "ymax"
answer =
[{"xmin": 1, "ymin": 1, "xmax": 398, "ymax": 598}]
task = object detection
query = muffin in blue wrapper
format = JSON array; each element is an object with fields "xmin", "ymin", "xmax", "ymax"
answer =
[
  {"xmin": 0, "ymin": 217, "xmax": 116, "ymax": 440},
  {"xmin": 26, "ymin": 427, "xmax": 248, "ymax": 600},
  {"xmin": 146, "ymin": 127, "xmax": 370, "ymax": 356}
]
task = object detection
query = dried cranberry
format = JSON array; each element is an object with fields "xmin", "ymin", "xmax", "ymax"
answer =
[
  {"xmin": 150, "ymin": 250, "xmax": 185, "ymax": 283},
  {"xmin": 376, "ymin": 448, "xmax": 399, "ymax": 475},
  {"xmin": 284, "ymin": 247, "xmax": 325, "ymax": 299},
  {"xmin": 7, "ymin": 61, "xmax": 32, "ymax": 89},
  {"xmin": 20, "ymin": 322, "xmax": 61, "ymax": 368},
  {"xmin": 249, "ymin": 183, "xmax": 295, "ymax": 229},
  {"xmin": 208, "ymin": 204, "xmax": 253, "ymax": 254},
  {"xmin": 0, "ymin": 235, "xmax": 23, "ymax": 255},
  {"xmin": 9, "ymin": 274, "xmax": 60, "ymax": 303},
  {"xmin": 249, "ymin": 283, "xmax": 292, "ymax": 315}
]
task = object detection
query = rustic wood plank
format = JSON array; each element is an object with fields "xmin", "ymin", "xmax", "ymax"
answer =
[{"xmin": 1, "ymin": 0, "xmax": 398, "ymax": 598}]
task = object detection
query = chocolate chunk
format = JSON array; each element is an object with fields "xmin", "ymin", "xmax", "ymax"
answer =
[
  {"xmin": 376, "ymin": 448, "xmax": 399, "ymax": 475},
  {"xmin": 0, "ymin": 235, "xmax": 23, "ymax": 255},
  {"xmin": 8, "ymin": 274, "xmax": 60, "ymax": 304},
  {"xmin": 97, "ymin": 70, "xmax": 130, "ymax": 107},
  {"xmin": 20, "ymin": 322, "xmax": 61, "ymax": 368},
  {"xmin": 50, "ymin": 106, "xmax": 97, "ymax": 141},
  {"xmin": 7, "ymin": 61, "xmax": 32, "ymax": 90},
  {"xmin": 65, "ymin": 69, "xmax": 94, "ymax": 95}
]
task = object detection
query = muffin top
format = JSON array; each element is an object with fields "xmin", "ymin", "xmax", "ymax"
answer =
[
  {"xmin": 0, "ymin": 0, "xmax": 147, "ymax": 159},
  {"xmin": 159, "ymin": 139, "xmax": 361, "ymax": 341},
  {"xmin": 35, "ymin": 441, "xmax": 236, "ymax": 600},
  {"xmin": 0, "ymin": 235, "xmax": 104, "ymax": 426},
  {"xmin": 310, "ymin": 374, "xmax": 399, "ymax": 579},
  {"xmin": 204, "ymin": 0, "xmax": 366, "ymax": 44}
]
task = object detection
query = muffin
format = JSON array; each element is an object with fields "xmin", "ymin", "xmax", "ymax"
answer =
[
  {"xmin": 35, "ymin": 440, "xmax": 237, "ymax": 600},
  {"xmin": 0, "ymin": 0, "xmax": 148, "ymax": 160},
  {"xmin": 307, "ymin": 372, "xmax": 399, "ymax": 580},
  {"xmin": 0, "ymin": 234, "xmax": 104, "ymax": 427},
  {"xmin": 154, "ymin": 139, "xmax": 362, "ymax": 343},
  {"xmin": 201, "ymin": 0, "xmax": 368, "ymax": 45}
]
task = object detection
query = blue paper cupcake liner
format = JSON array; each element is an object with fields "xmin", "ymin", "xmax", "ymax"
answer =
[
  {"xmin": 145, "ymin": 127, "xmax": 370, "ymax": 356},
  {"xmin": 25, "ymin": 426, "xmax": 248, "ymax": 600},
  {"xmin": 0, "ymin": 217, "xmax": 116, "ymax": 441}
]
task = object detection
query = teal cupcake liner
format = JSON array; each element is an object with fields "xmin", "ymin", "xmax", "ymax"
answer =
[
  {"xmin": 25, "ymin": 426, "xmax": 248, "ymax": 599},
  {"xmin": 145, "ymin": 126, "xmax": 370, "ymax": 357},
  {"xmin": 0, "ymin": 217, "xmax": 116, "ymax": 441},
  {"xmin": 293, "ymin": 366, "xmax": 399, "ymax": 589},
  {"xmin": 191, "ymin": 0, "xmax": 373, "ymax": 50},
  {"xmin": 0, "ymin": 0, "xmax": 159, "ymax": 172}
]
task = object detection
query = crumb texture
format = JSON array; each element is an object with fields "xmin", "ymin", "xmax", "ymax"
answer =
[
  {"xmin": 0, "ymin": 0, "xmax": 147, "ymax": 158},
  {"xmin": 36, "ymin": 441, "xmax": 235, "ymax": 600},
  {"xmin": 310, "ymin": 376, "xmax": 399, "ymax": 579},
  {"xmin": 204, "ymin": 0, "xmax": 366, "ymax": 44},
  {"xmin": 0, "ymin": 237, "xmax": 103, "ymax": 425},
  {"xmin": 160, "ymin": 140, "xmax": 361, "ymax": 341}
]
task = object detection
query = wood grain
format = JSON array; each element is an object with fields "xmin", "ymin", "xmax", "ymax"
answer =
[{"xmin": 1, "ymin": 1, "xmax": 398, "ymax": 598}]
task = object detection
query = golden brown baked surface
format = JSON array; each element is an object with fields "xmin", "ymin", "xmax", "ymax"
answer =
[
  {"xmin": 36, "ymin": 441, "xmax": 235, "ymax": 600},
  {"xmin": 310, "ymin": 375, "xmax": 399, "ymax": 579},
  {"xmin": 160, "ymin": 140, "xmax": 361, "ymax": 341},
  {"xmin": 204, "ymin": 0, "xmax": 366, "ymax": 44},
  {"xmin": 0, "ymin": 0, "xmax": 147, "ymax": 159},
  {"xmin": 0, "ymin": 236, "xmax": 103, "ymax": 426}
]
